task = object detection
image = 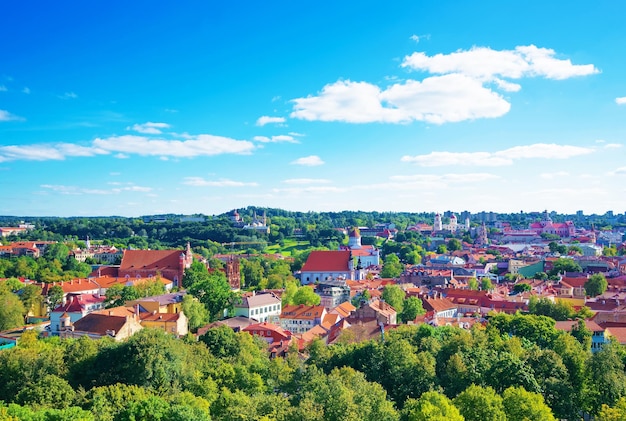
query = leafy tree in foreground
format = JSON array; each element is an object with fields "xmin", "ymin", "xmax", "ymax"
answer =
[
  {"xmin": 381, "ymin": 284, "xmax": 406, "ymax": 314},
  {"xmin": 292, "ymin": 285, "xmax": 321, "ymax": 306},
  {"xmin": 0, "ymin": 291, "xmax": 26, "ymax": 331},
  {"xmin": 401, "ymin": 391, "xmax": 463, "ymax": 421},
  {"xmin": 189, "ymin": 270, "xmax": 237, "ymax": 322},
  {"xmin": 453, "ymin": 384, "xmax": 506, "ymax": 421},
  {"xmin": 502, "ymin": 386, "xmax": 556, "ymax": 421}
]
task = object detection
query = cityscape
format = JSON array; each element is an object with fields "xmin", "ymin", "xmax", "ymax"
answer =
[{"xmin": 2, "ymin": 1, "xmax": 626, "ymax": 420}]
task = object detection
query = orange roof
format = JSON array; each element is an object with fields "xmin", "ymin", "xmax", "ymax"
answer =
[
  {"xmin": 39, "ymin": 279, "xmax": 100, "ymax": 295},
  {"xmin": 330, "ymin": 301, "xmax": 356, "ymax": 318},
  {"xmin": 281, "ymin": 304, "xmax": 325, "ymax": 320},
  {"xmin": 140, "ymin": 312, "xmax": 182, "ymax": 323},
  {"xmin": 91, "ymin": 275, "xmax": 173, "ymax": 289},
  {"xmin": 301, "ymin": 250, "xmax": 351, "ymax": 272},
  {"xmin": 244, "ymin": 322, "xmax": 292, "ymax": 338}
]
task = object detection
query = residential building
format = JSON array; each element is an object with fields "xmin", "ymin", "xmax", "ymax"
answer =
[
  {"xmin": 234, "ymin": 292, "xmax": 282, "ymax": 322},
  {"xmin": 140, "ymin": 311, "xmax": 188, "ymax": 336},
  {"xmin": 349, "ymin": 299, "xmax": 397, "ymax": 325},
  {"xmin": 280, "ymin": 304, "xmax": 326, "ymax": 334},
  {"xmin": 317, "ymin": 279, "xmax": 351, "ymax": 309},
  {"xmin": 49, "ymin": 294, "xmax": 105, "ymax": 334}
]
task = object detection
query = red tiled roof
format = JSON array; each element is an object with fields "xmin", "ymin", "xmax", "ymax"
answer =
[
  {"xmin": 301, "ymin": 250, "xmax": 351, "ymax": 272},
  {"xmin": 120, "ymin": 249, "xmax": 183, "ymax": 271},
  {"xmin": 38, "ymin": 279, "xmax": 100, "ymax": 295}
]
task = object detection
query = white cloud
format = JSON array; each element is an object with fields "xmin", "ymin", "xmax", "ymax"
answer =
[
  {"xmin": 272, "ymin": 186, "xmax": 346, "ymax": 194},
  {"xmin": 410, "ymin": 34, "xmax": 430, "ymax": 43},
  {"xmin": 253, "ymin": 135, "xmax": 298, "ymax": 143},
  {"xmin": 0, "ymin": 85, "xmax": 6, "ymax": 92},
  {"xmin": 183, "ymin": 177, "xmax": 258, "ymax": 187},
  {"xmin": 616, "ymin": 97, "xmax": 626, "ymax": 105},
  {"xmin": 390, "ymin": 173, "xmax": 500, "ymax": 183},
  {"xmin": 0, "ymin": 110, "xmax": 25, "ymax": 122},
  {"xmin": 401, "ymin": 143, "xmax": 595, "ymax": 167},
  {"xmin": 604, "ymin": 143, "xmax": 622, "ymax": 149},
  {"xmin": 283, "ymin": 178, "xmax": 332, "ymax": 184},
  {"xmin": 41, "ymin": 183, "xmax": 151, "ymax": 195},
  {"xmin": 256, "ymin": 116, "xmax": 286, "ymax": 126},
  {"xmin": 290, "ymin": 155, "xmax": 325, "ymax": 166},
  {"xmin": 22, "ymin": 87, "xmax": 30, "ymax": 94},
  {"xmin": 401, "ymin": 151, "xmax": 512, "ymax": 167},
  {"xmin": 612, "ymin": 167, "xmax": 626, "ymax": 175},
  {"xmin": 127, "ymin": 122, "xmax": 171, "ymax": 134},
  {"xmin": 92, "ymin": 134, "xmax": 255, "ymax": 158},
  {"xmin": 402, "ymin": 45, "xmax": 599, "ymax": 81},
  {"xmin": 0, "ymin": 134, "xmax": 254, "ymax": 163},
  {"xmin": 59, "ymin": 92, "xmax": 78, "ymax": 99},
  {"xmin": 291, "ymin": 75, "xmax": 510, "ymax": 124}
]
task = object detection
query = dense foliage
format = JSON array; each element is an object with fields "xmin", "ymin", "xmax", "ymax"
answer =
[{"xmin": 1, "ymin": 309, "xmax": 623, "ymax": 420}]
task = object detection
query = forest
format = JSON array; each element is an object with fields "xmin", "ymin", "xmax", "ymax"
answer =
[{"xmin": 1, "ymin": 313, "xmax": 626, "ymax": 420}]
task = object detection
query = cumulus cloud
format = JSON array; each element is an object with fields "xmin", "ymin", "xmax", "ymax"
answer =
[
  {"xmin": 540, "ymin": 171, "xmax": 570, "ymax": 179},
  {"xmin": 22, "ymin": 87, "xmax": 30, "ymax": 94},
  {"xmin": 0, "ymin": 85, "xmax": 6, "ymax": 92},
  {"xmin": 604, "ymin": 143, "xmax": 623, "ymax": 149},
  {"xmin": 256, "ymin": 116, "xmax": 286, "ymax": 126},
  {"xmin": 290, "ymin": 155, "xmax": 325, "ymax": 166},
  {"xmin": 402, "ymin": 45, "xmax": 599, "ymax": 81},
  {"xmin": 401, "ymin": 143, "xmax": 595, "ymax": 167},
  {"xmin": 182, "ymin": 177, "xmax": 258, "ymax": 187},
  {"xmin": 612, "ymin": 167, "xmax": 626, "ymax": 175},
  {"xmin": 127, "ymin": 122, "xmax": 171, "ymax": 134},
  {"xmin": 290, "ymin": 45, "xmax": 597, "ymax": 125},
  {"xmin": 291, "ymin": 75, "xmax": 510, "ymax": 124},
  {"xmin": 253, "ymin": 135, "xmax": 298, "ymax": 143},
  {"xmin": 0, "ymin": 134, "xmax": 255, "ymax": 163},
  {"xmin": 616, "ymin": 97, "xmax": 626, "ymax": 105},
  {"xmin": 0, "ymin": 109, "xmax": 25, "ymax": 122}
]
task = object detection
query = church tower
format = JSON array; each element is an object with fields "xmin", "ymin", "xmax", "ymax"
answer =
[
  {"xmin": 348, "ymin": 227, "xmax": 362, "ymax": 249},
  {"xmin": 434, "ymin": 213, "xmax": 443, "ymax": 231}
]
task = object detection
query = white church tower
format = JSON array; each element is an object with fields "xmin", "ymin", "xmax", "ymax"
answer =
[{"xmin": 434, "ymin": 213, "xmax": 443, "ymax": 231}]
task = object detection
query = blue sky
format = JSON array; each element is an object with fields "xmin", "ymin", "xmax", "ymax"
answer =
[{"xmin": 1, "ymin": 1, "xmax": 625, "ymax": 217}]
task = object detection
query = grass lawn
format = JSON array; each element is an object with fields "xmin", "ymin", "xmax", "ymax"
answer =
[{"xmin": 265, "ymin": 239, "xmax": 310, "ymax": 256}]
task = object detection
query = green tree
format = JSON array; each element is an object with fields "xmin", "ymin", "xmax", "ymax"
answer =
[
  {"xmin": 585, "ymin": 273, "xmax": 608, "ymax": 297},
  {"xmin": 199, "ymin": 325, "xmax": 240, "ymax": 359},
  {"xmin": 436, "ymin": 245, "xmax": 448, "ymax": 254},
  {"xmin": 47, "ymin": 285, "xmax": 64, "ymax": 312},
  {"xmin": 15, "ymin": 374, "xmax": 76, "ymax": 409},
  {"xmin": 281, "ymin": 280, "xmax": 299, "ymax": 306},
  {"xmin": 597, "ymin": 397, "xmax": 626, "ymax": 421},
  {"xmin": 481, "ymin": 278, "xmax": 494, "ymax": 291},
  {"xmin": 468, "ymin": 278, "xmax": 478, "ymax": 291},
  {"xmin": 548, "ymin": 258, "xmax": 582, "ymax": 277},
  {"xmin": 181, "ymin": 294, "xmax": 209, "ymax": 332},
  {"xmin": 0, "ymin": 291, "xmax": 26, "ymax": 330},
  {"xmin": 381, "ymin": 254, "xmax": 404, "ymax": 278},
  {"xmin": 453, "ymin": 384, "xmax": 506, "ymax": 421},
  {"xmin": 401, "ymin": 391, "xmax": 464, "ymax": 421},
  {"xmin": 512, "ymin": 283, "xmax": 531, "ymax": 293},
  {"xmin": 188, "ymin": 270, "xmax": 236, "ymax": 322},
  {"xmin": 502, "ymin": 386, "xmax": 556, "ymax": 421},
  {"xmin": 400, "ymin": 296, "xmax": 425, "ymax": 323},
  {"xmin": 293, "ymin": 286, "xmax": 321, "ymax": 306},
  {"xmin": 382, "ymin": 285, "xmax": 406, "ymax": 314},
  {"xmin": 447, "ymin": 239, "xmax": 462, "ymax": 252}
]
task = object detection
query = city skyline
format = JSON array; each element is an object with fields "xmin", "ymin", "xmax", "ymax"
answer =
[{"xmin": 1, "ymin": 1, "xmax": 625, "ymax": 217}]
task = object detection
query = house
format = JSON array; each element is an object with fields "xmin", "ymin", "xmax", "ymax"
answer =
[
  {"xmin": 49, "ymin": 294, "xmax": 105, "ymax": 334},
  {"xmin": 280, "ymin": 304, "xmax": 327, "ymax": 334},
  {"xmin": 233, "ymin": 292, "xmax": 282, "ymax": 322},
  {"xmin": 421, "ymin": 296, "xmax": 457, "ymax": 318},
  {"xmin": 300, "ymin": 250, "xmax": 360, "ymax": 284},
  {"xmin": 243, "ymin": 321, "xmax": 295, "ymax": 356},
  {"xmin": 317, "ymin": 279, "xmax": 351, "ymax": 309},
  {"xmin": 89, "ymin": 274, "xmax": 175, "ymax": 295},
  {"xmin": 349, "ymin": 299, "xmax": 397, "ymax": 325},
  {"xmin": 61, "ymin": 308, "xmax": 143, "ymax": 341},
  {"xmin": 39, "ymin": 279, "xmax": 101, "ymax": 305},
  {"xmin": 529, "ymin": 210, "xmax": 575, "ymax": 238},
  {"xmin": 140, "ymin": 311, "xmax": 188, "ymax": 337},
  {"xmin": 328, "ymin": 301, "xmax": 356, "ymax": 319},
  {"xmin": 125, "ymin": 291, "xmax": 185, "ymax": 314}
]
